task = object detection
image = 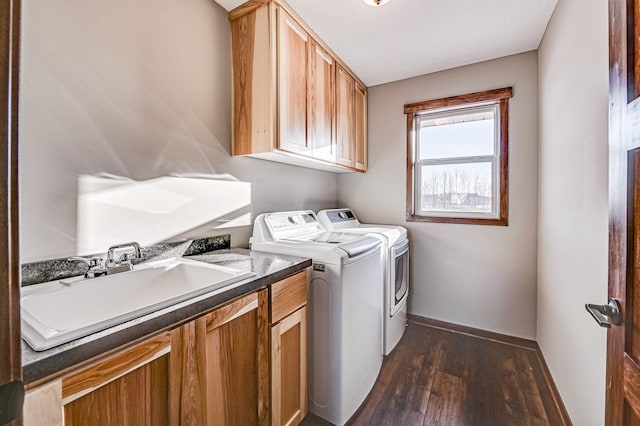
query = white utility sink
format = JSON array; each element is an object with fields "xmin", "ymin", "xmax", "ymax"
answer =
[{"xmin": 21, "ymin": 257, "xmax": 256, "ymax": 351}]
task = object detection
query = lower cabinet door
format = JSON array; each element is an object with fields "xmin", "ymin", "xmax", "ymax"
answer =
[
  {"xmin": 271, "ymin": 306, "xmax": 307, "ymax": 426},
  {"xmin": 172, "ymin": 289, "xmax": 270, "ymax": 426},
  {"xmin": 63, "ymin": 332, "xmax": 171, "ymax": 426}
]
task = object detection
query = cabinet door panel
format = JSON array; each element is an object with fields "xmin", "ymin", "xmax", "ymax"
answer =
[
  {"xmin": 355, "ymin": 82, "xmax": 367, "ymax": 171},
  {"xmin": 278, "ymin": 9, "xmax": 309, "ymax": 154},
  {"xmin": 60, "ymin": 333, "xmax": 171, "ymax": 426},
  {"xmin": 230, "ymin": 4, "xmax": 274, "ymax": 155},
  {"xmin": 206, "ymin": 309, "xmax": 257, "ymax": 425},
  {"xmin": 308, "ymin": 41, "xmax": 335, "ymax": 162},
  {"xmin": 205, "ymin": 290, "xmax": 269, "ymax": 426},
  {"xmin": 170, "ymin": 320, "xmax": 208, "ymax": 425},
  {"xmin": 64, "ymin": 354, "xmax": 170, "ymax": 426},
  {"xmin": 174, "ymin": 290, "xmax": 269, "ymax": 426},
  {"xmin": 272, "ymin": 306, "xmax": 307, "ymax": 426},
  {"xmin": 336, "ymin": 66, "xmax": 355, "ymax": 167}
]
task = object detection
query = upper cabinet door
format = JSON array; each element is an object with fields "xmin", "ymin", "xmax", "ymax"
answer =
[
  {"xmin": 308, "ymin": 40, "xmax": 335, "ymax": 162},
  {"xmin": 336, "ymin": 65, "xmax": 355, "ymax": 168},
  {"xmin": 354, "ymin": 82, "xmax": 367, "ymax": 171},
  {"xmin": 277, "ymin": 8, "xmax": 309, "ymax": 154}
]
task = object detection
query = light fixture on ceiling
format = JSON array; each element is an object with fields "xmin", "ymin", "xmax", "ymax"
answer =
[{"xmin": 363, "ymin": 0, "xmax": 391, "ymax": 6}]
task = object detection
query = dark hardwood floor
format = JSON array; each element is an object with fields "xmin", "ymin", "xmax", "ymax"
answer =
[{"xmin": 301, "ymin": 321, "xmax": 568, "ymax": 426}]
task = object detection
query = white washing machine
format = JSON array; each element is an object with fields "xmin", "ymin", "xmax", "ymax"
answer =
[
  {"xmin": 318, "ymin": 208, "xmax": 409, "ymax": 356},
  {"xmin": 251, "ymin": 210, "xmax": 384, "ymax": 426}
]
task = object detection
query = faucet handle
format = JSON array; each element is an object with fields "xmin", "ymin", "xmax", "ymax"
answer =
[
  {"xmin": 67, "ymin": 256, "xmax": 106, "ymax": 278},
  {"xmin": 118, "ymin": 252, "xmax": 142, "ymax": 264},
  {"xmin": 67, "ymin": 256, "xmax": 101, "ymax": 268}
]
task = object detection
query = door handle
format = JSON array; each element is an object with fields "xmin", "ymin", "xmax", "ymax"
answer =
[{"xmin": 585, "ymin": 298, "xmax": 622, "ymax": 328}]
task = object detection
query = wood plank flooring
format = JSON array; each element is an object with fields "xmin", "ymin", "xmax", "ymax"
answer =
[{"xmin": 301, "ymin": 321, "xmax": 569, "ymax": 426}]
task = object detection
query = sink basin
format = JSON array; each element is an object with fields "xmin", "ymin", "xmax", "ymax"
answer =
[{"xmin": 21, "ymin": 257, "xmax": 256, "ymax": 351}]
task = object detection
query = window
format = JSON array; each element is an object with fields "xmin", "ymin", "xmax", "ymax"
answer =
[{"xmin": 405, "ymin": 87, "xmax": 512, "ymax": 225}]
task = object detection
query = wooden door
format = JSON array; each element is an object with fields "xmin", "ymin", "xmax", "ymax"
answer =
[
  {"xmin": 336, "ymin": 65, "xmax": 355, "ymax": 168},
  {"xmin": 62, "ymin": 333, "xmax": 171, "ymax": 426},
  {"xmin": 0, "ymin": 0, "xmax": 23, "ymax": 424},
  {"xmin": 308, "ymin": 40, "xmax": 335, "ymax": 162},
  {"xmin": 173, "ymin": 290, "xmax": 270, "ymax": 426},
  {"xmin": 271, "ymin": 307, "xmax": 307, "ymax": 426},
  {"xmin": 354, "ymin": 82, "xmax": 368, "ymax": 171},
  {"xmin": 277, "ymin": 8, "xmax": 309, "ymax": 155},
  {"xmin": 607, "ymin": 0, "xmax": 640, "ymax": 423}
]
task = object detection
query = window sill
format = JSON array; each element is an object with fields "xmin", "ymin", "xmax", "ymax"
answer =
[{"xmin": 406, "ymin": 213, "xmax": 508, "ymax": 226}]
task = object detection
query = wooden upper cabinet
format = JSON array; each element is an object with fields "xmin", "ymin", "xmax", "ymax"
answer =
[
  {"xmin": 230, "ymin": 2, "xmax": 274, "ymax": 157},
  {"xmin": 277, "ymin": 8, "xmax": 309, "ymax": 154},
  {"xmin": 354, "ymin": 82, "xmax": 367, "ymax": 171},
  {"xmin": 229, "ymin": 0, "xmax": 367, "ymax": 173},
  {"xmin": 336, "ymin": 66, "xmax": 367, "ymax": 171},
  {"xmin": 308, "ymin": 40, "xmax": 335, "ymax": 163},
  {"xmin": 336, "ymin": 65, "xmax": 356, "ymax": 168}
]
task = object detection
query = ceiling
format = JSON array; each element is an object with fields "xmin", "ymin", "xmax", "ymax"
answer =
[{"xmin": 215, "ymin": 0, "xmax": 558, "ymax": 87}]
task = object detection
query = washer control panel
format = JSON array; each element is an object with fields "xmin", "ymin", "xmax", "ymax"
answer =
[
  {"xmin": 326, "ymin": 209, "xmax": 356, "ymax": 223},
  {"xmin": 317, "ymin": 209, "xmax": 361, "ymax": 230},
  {"xmin": 265, "ymin": 211, "xmax": 322, "ymax": 239}
]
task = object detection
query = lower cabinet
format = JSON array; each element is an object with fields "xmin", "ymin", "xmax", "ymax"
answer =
[
  {"xmin": 23, "ymin": 271, "xmax": 308, "ymax": 426},
  {"xmin": 271, "ymin": 306, "xmax": 307, "ymax": 426},
  {"xmin": 270, "ymin": 272, "xmax": 308, "ymax": 426}
]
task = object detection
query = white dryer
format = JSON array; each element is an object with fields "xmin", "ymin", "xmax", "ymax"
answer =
[
  {"xmin": 251, "ymin": 210, "xmax": 383, "ymax": 426},
  {"xmin": 317, "ymin": 208, "xmax": 409, "ymax": 356}
]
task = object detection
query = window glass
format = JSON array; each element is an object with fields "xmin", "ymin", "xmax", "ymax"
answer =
[
  {"xmin": 419, "ymin": 162, "xmax": 492, "ymax": 213},
  {"xmin": 419, "ymin": 111, "xmax": 495, "ymax": 160}
]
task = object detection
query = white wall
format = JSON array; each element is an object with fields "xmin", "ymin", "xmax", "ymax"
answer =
[
  {"xmin": 19, "ymin": 0, "xmax": 338, "ymax": 262},
  {"xmin": 339, "ymin": 52, "xmax": 539, "ymax": 339},
  {"xmin": 537, "ymin": 0, "xmax": 609, "ymax": 424}
]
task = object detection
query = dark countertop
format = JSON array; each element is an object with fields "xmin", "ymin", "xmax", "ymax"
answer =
[{"xmin": 22, "ymin": 249, "xmax": 311, "ymax": 386}]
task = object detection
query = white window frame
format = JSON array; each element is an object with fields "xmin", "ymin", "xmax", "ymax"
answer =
[{"xmin": 414, "ymin": 103, "xmax": 500, "ymax": 219}]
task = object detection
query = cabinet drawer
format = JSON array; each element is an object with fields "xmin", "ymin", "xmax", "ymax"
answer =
[{"xmin": 270, "ymin": 271, "xmax": 307, "ymax": 324}]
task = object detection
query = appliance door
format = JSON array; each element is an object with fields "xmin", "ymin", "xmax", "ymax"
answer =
[{"xmin": 390, "ymin": 239, "xmax": 409, "ymax": 316}]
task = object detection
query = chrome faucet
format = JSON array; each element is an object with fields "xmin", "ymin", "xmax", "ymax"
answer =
[
  {"xmin": 67, "ymin": 242, "xmax": 143, "ymax": 278},
  {"xmin": 67, "ymin": 256, "xmax": 107, "ymax": 278},
  {"xmin": 106, "ymin": 242, "xmax": 142, "ymax": 274}
]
